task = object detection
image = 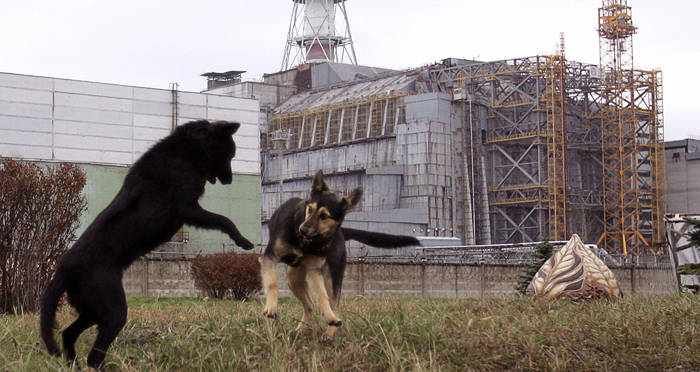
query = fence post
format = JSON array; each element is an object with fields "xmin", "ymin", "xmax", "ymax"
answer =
[
  {"xmin": 480, "ymin": 262, "xmax": 486, "ymax": 298},
  {"xmin": 454, "ymin": 265, "xmax": 459, "ymax": 298},
  {"xmin": 421, "ymin": 259, "xmax": 427, "ymax": 297},
  {"xmin": 630, "ymin": 266, "xmax": 636, "ymax": 295},
  {"xmin": 143, "ymin": 258, "xmax": 149, "ymax": 297},
  {"xmin": 359, "ymin": 258, "xmax": 365, "ymax": 297}
]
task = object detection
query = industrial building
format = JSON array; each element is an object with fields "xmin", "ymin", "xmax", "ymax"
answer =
[
  {"xmin": 205, "ymin": 0, "xmax": 666, "ymax": 256},
  {"xmin": 0, "ymin": 0, "xmax": 672, "ymax": 258}
]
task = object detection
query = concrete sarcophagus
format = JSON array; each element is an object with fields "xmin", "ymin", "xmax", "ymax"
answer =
[{"xmin": 527, "ymin": 234, "xmax": 622, "ymax": 300}]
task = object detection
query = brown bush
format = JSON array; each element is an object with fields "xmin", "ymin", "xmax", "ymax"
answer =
[
  {"xmin": 191, "ymin": 253, "xmax": 261, "ymax": 300},
  {"xmin": 0, "ymin": 158, "xmax": 86, "ymax": 313}
]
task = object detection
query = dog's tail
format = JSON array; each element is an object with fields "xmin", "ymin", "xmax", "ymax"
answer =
[
  {"xmin": 40, "ymin": 272, "xmax": 66, "ymax": 356},
  {"xmin": 341, "ymin": 227, "xmax": 421, "ymax": 248}
]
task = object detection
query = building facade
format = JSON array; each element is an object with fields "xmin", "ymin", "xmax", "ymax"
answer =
[
  {"xmin": 665, "ymin": 139, "xmax": 700, "ymax": 214},
  {"xmin": 210, "ymin": 58, "xmax": 658, "ymax": 255}
]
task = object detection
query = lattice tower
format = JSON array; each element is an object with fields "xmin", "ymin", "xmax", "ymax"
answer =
[{"xmin": 281, "ymin": 0, "xmax": 357, "ymax": 70}]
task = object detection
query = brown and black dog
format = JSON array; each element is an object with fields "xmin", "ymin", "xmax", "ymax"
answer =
[{"xmin": 260, "ymin": 170, "xmax": 420, "ymax": 340}]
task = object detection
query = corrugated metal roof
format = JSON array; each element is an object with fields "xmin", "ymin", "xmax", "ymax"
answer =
[{"xmin": 274, "ymin": 73, "xmax": 416, "ymax": 114}]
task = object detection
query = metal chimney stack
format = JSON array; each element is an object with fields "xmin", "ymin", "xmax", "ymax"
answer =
[{"xmin": 281, "ymin": 0, "xmax": 357, "ymax": 70}]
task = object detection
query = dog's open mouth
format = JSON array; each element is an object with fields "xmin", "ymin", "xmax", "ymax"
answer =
[{"xmin": 301, "ymin": 234, "xmax": 320, "ymax": 245}]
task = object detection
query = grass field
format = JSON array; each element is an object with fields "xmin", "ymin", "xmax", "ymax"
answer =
[{"xmin": 0, "ymin": 295, "xmax": 698, "ymax": 371}]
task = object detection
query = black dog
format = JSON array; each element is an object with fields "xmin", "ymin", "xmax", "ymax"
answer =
[
  {"xmin": 40, "ymin": 120, "xmax": 254, "ymax": 369},
  {"xmin": 260, "ymin": 170, "xmax": 420, "ymax": 340}
]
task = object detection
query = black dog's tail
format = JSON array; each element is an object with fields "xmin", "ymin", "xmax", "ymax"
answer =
[
  {"xmin": 40, "ymin": 272, "xmax": 66, "ymax": 356},
  {"xmin": 341, "ymin": 227, "xmax": 421, "ymax": 248}
]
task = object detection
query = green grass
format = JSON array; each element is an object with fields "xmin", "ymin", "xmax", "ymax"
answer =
[{"xmin": 1, "ymin": 295, "xmax": 698, "ymax": 371}]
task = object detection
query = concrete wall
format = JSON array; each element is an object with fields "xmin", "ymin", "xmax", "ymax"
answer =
[
  {"xmin": 665, "ymin": 141, "xmax": 700, "ymax": 213},
  {"xmin": 205, "ymin": 81, "xmax": 297, "ymax": 132},
  {"xmin": 206, "ymin": 82, "xmax": 295, "ymax": 105},
  {"xmin": 398, "ymin": 93, "xmax": 456, "ymax": 236},
  {"xmin": 123, "ymin": 258, "xmax": 678, "ymax": 298},
  {"xmin": 124, "ymin": 256, "xmax": 200, "ymax": 297}
]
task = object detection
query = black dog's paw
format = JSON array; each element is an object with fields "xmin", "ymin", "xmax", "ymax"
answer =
[
  {"xmin": 327, "ymin": 319, "xmax": 342, "ymax": 327},
  {"xmin": 235, "ymin": 237, "xmax": 255, "ymax": 250}
]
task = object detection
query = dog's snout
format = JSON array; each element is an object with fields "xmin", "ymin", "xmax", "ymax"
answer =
[{"xmin": 299, "ymin": 225, "xmax": 309, "ymax": 236}]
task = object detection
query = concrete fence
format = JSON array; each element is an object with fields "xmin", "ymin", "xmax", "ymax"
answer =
[{"xmin": 122, "ymin": 255, "xmax": 678, "ymax": 298}]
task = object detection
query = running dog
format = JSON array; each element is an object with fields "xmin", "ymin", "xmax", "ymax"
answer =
[
  {"xmin": 40, "ymin": 120, "xmax": 254, "ymax": 369},
  {"xmin": 260, "ymin": 170, "xmax": 420, "ymax": 340}
]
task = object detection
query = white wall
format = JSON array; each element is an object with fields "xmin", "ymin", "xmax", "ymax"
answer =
[{"xmin": 0, "ymin": 72, "xmax": 260, "ymax": 174}]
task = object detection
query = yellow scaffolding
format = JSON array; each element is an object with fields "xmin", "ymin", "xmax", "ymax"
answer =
[
  {"xmin": 541, "ymin": 54, "xmax": 568, "ymax": 241},
  {"xmin": 596, "ymin": 0, "xmax": 665, "ymax": 254}
]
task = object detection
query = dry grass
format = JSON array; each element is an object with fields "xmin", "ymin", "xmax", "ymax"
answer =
[{"xmin": 0, "ymin": 295, "xmax": 698, "ymax": 371}]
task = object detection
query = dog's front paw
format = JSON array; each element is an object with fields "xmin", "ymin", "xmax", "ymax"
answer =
[
  {"xmin": 262, "ymin": 308, "xmax": 278, "ymax": 319},
  {"xmin": 235, "ymin": 237, "xmax": 255, "ymax": 250},
  {"xmin": 321, "ymin": 327, "xmax": 339, "ymax": 342}
]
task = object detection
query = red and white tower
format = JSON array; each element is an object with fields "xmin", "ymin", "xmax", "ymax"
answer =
[{"xmin": 281, "ymin": 0, "xmax": 357, "ymax": 70}]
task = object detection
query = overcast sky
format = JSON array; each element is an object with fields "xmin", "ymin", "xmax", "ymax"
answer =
[{"xmin": 1, "ymin": 0, "xmax": 696, "ymax": 140}]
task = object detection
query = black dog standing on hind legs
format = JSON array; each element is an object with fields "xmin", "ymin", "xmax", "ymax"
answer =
[
  {"xmin": 40, "ymin": 120, "xmax": 254, "ymax": 369},
  {"xmin": 260, "ymin": 170, "xmax": 421, "ymax": 340}
]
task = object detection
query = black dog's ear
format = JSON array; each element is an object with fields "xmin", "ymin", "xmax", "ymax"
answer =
[
  {"xmin": 218, "ymin": 121, "xmax": 240, "ymax": 135},
  {"xmin": 310, "ymin": 170, "xmax": 329, "ymax": 194},
  {"xmin": 341, "ymin": 186, "xmax": 363, "ymax": 212}
]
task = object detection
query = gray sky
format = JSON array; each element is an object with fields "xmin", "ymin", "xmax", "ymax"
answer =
[{"xmin": 1, "ymin": 0, "xmax": 696, "ymax": 140}]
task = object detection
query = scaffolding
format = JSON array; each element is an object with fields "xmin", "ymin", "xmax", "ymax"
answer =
[
  {"xmin": 429, "ymin": 56, "xmax": 605, "ymax": 245},
  {"xmin": 542, "ymin": 50, "xmax": 568, "ymax": 241},
  {"xmin": 650, "ymin": 70, "xmax": 666, "ymax": 252},
  {"xmin": 597, "ymin": 0, "xmax": 665, "ymax": 254},
  {"xmin": 268, "ymin": 94, "xmax": 407, "ymax": 151},
  {"xmin": 435, "ymin": 57, "xmax": 553, "ymax": 243}
]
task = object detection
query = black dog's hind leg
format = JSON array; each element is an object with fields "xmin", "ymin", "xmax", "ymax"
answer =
[
  {"xmin": 182, "ymin": 203, "xmax": 254, "ymax": 249},
  {"xmin": 62, "ymin": 315, "xmax": 95, "ymax": 361},
  {"xmin": 85, "ymin": 278, "xmax": 128, "ymax": 370}
]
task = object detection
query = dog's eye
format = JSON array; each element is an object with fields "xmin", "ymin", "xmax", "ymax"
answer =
[{"xmin": 319, "ymin": 213, "xmax": 329, "ymax": 220}]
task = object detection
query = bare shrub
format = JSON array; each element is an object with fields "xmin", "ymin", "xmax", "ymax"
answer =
[
  {"xmin": 191, "ymin": 253, "xmax": 261, "ymax": 300},
  {"xmin": 0, "ymin": 158, "xmax": 86, "ymax": 313}
]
